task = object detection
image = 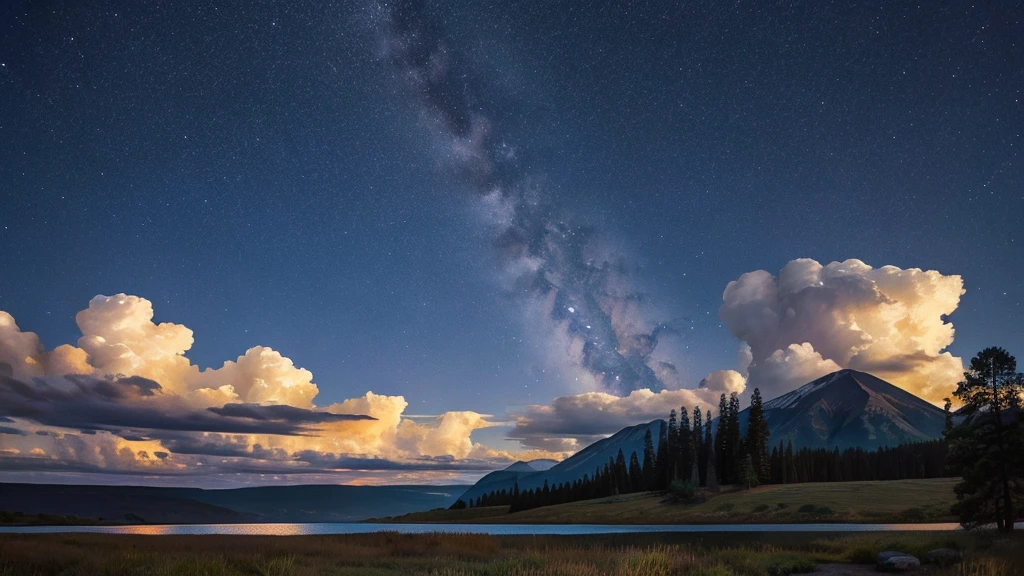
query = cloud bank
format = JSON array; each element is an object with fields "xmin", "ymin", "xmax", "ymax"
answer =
[
  {"xmin": 0, "ymin": 295, "xmax": 558, "ymax": 485},
  {"xmin": 510, "ymin": 369, "xmax": 745, "ymax": 451},
  {"xmin": 719, "ymin": 258, "xmax": 965, "ymax": 404}
]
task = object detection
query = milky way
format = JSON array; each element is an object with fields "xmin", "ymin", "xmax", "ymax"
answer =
[{"xmin": 373, "ymin": 0, "xmax": 687, "ymax": 394}]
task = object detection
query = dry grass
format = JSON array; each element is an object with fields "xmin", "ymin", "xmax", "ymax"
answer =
[
  {"xmin": 381, "ymin": 478, "xmax": 959, "ymax": 525},
  {"xmin": 0, "ymin": 530, "xmax": 1020, "ymax": 576}
]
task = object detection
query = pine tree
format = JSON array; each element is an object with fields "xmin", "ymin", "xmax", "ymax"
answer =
[
  {"xmin": 706, "ymin": 440, "xmax": 719, "ymax": 492},
  {"xmin": 704, "ymin": 410, "xmax": 713, "ymax": 485},
  {"xmin": 628, "ymin": 451, "xmax": 644, "ymax": 493},
  {"xmin": 738, "ymin": 453, "xmax": 758, "ymax": 489},
  {"xmin": 692, "ymin": 407, "xmax": 706, "ymax": 485},
  {"xmin": 642, "ymin": 428, "xmax": 656, "ymax": 491},
  {"xmin": 947, "ymin": 347, "xmax": 1024, "ymax": 531},
  {"xmin": 667, "ymin": 409, "xmax": 678, "ymax": 483},
  {"xmin": 727, "ymin": 392, "xmax": 743, "ymax": 484},
  {"xmin": 745, "ymin": 388, "xmax": 771, "ymax": 482},
  {"xmin": 679, "ymin": 406, "xmax": 692, "ymax": 483},
  {"xmin": 655, "ymin": 420, "xmax": 668, "ymax": 490},
  {"xmin": 715, "ymin": 393, "xmax": 727, "ymax": 484},
  {"xmin": 615, "ymin": 449, "xmax": 629, "ymax": 494}
]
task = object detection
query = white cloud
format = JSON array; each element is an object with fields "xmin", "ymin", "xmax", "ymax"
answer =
[
  {"xmin": 0, "ymin": 295, "xmax": 561, "ymax": 484},
  {"xmin": 719, "ymin": 258, "xmax": 965, "ymax": 404},
  {"xmin": 510, "ymin": 371, "xmax": 744, "ymax": 450}
]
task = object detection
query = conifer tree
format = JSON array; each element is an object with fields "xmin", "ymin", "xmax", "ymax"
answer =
[
  {"xmin": 642, "ymin": 428, "xmax": 656, "ymax": 491},
  {"xmin": 654, "ymin": 420, "xmax": 668, "ymax": 490},
  {"xmin": 628, "ymin": 451, "xmax": 644, "ymax": 493},
  {"xmin": 667, "ymin": 409, "xmax": 679, "ymax": 484},
  {"xmin": 745, "ymin": 387, "xmax": 771, "ymax": 482},
  {"xmin": 947, "ymin": 347, "xmax": 1024, "ymax": 531},
  {"xmin": 692, "ymin": 407, "xmax": 706, "ymax": 486},
  {"xmin": 679, "ymin": 406, "xmax": 692, "ymax": 483},
  {"xmin": 704, "ymin": 409, "xmax": 714, "ymax": 484},
  {"xmin": 715, "ymin": 393, "xmax": 727, "ymax": 484},
  {"xmin": 615, "ymin": 449, "xmax": 629, "ymax": 494}
]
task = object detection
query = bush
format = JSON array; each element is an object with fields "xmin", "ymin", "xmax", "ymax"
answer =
[
  {"xmin": 715, "ymin": 503, "xmax": 735, "ymax": 512},
  {"xmin": 752, "ymin": 504, "xmax": 770, "ymax": 513},
  {"xmin": 776, "ymin": 503, "xmax": 788, "ymax": 510},
  {"xmin": 798, "ymin": 504, "xmax": 833, "ymax": 515},
  {"xmin": 669, "ymin": 480, "xmax": 697, "ymax": 500}
]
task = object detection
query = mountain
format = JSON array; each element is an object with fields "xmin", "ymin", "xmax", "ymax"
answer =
[
  {"xmin": 457, "ymin": 370, "xmax": 946, "ymax": 505},
  {"xmin": 0, "ymin": 483, "xmax": 467, "ymax": 523},
  {"xmin": 739, "ymin": 369, "xmax": 946, "ymax": 451},
  {"xmin": 456, "ymin": 421, "xmax": 663, "ymax": 506}
]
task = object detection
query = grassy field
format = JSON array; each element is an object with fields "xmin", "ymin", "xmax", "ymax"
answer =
[
  {"xmin": 376, "ymin": 478, "xmax": 959, "ymax": 525},
  {"xmin": 0, "ymin": 530, "xmax": 1020, "ymax": 575}
]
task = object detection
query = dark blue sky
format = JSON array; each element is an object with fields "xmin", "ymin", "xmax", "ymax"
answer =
[{"xmin": 1, "ymin": 0, "xmax": 1021, "ymax": 422}]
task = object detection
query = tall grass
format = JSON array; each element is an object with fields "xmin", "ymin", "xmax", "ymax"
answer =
[{"xmin": 0, "ymin": 530, "xmax": 1019, "ymax": 575}]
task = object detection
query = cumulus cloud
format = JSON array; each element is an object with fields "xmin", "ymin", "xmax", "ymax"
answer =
[
  {"xmin": 509, "ymin": 371, "xmax": 744, "ymax": 451},
  {"xmin": 0, "ymin": 295, "xmax": 554, "ymax": 485},
  {"xmin": 719, "ymin": 258, "xmax": 964, "ymax": 404}
]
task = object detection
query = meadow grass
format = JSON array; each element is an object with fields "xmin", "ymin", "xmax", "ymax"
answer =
[
  {"xmin": 0, "ymin": 530, "xmax": 1020, "ymax": 576},
  {"xmin": 380, "ymin": 478, "xmax": 960, "ymax": 525}
]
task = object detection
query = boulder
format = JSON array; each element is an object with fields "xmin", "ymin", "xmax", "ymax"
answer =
[
  {"xmin": 924, "ymin": 548, "xmax": 962, "ymax": 566},
  {"xmin": 876, "ymin": 551, "xmax": 921, "ymax": 572}
]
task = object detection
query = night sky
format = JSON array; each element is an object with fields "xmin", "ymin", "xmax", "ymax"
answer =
[{"xmin": 0, "ymin": 1, "xmax": 1021, "ymax": 484}]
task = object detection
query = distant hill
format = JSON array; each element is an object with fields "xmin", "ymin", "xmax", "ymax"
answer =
[
  {"xmin": 0, "ymin": 483, "xmax": 466, "ymax": 524},
  {"xmin": 456, "ymin": 421, "xmax": 663, "ymax": 506},
  {"xmin": 739, "ymin": 369, "xmax": 946, "ymax": 451}
]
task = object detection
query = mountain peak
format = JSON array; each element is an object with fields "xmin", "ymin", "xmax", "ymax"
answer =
[{"xmin": 750, "ymin": 369, "xmax": 944, "ymax": 450}]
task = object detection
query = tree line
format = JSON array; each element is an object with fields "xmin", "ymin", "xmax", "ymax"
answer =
[
  {"xmin": 457, "ymin": 437, "xmax": 951, "ymax": 512},
  {"xmin": 455, "ymin": 385, "xmax": 952, "ymax": 512},
  {"xmin": 457, "ymin": 347, "xmax": 1024, "ymax": 533}
]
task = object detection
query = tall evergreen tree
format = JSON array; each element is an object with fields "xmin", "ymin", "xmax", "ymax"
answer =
[
  {"xmin": 745, "ymin": 388, "xmax": 771, "ymax": 482},
  {"xmin": 727, "ymin": 392, "xmax": 743, "ymax": 484},
  {"xmin": 693, "ymin": 407, "xmax": 706, "ymax": 486},
  {"xmin": 706, "ymin": 439, "xmax": 719, "ymax": 492},
  {"xmin": 667, "ymin": 409, "xmax": 679, "ymax": 484},
  {"xmin": 947, "ymin": 347, "xmax": 1024, "ymax": 531},
  {"xmin": 615, "ymin": 449, "xmax": 629, "ymax": 494},
  {"xmin": 715, "ymin": 393, "xmax": 728, "ymax": 484},
  {"xmin": 642, "ymin": 428, "xmax": 656, "ymax": 491},
  {"xmin": 738, "ymin": 453, "xmax": 758, "ymax": 489},
  {"xmin": 654, "ymin": 420, "xmax": 668, "ymax": 490},
  {"xmin": 704, "ymin": 409, "xmax": 714, "ymax": 485},
  {"xmin": 628, "ymin": 451, "xmax": 644, "ymax": 493},
  {"xmin": 679, "ymin": 406, "xmax": 693, "ymax": 483}
]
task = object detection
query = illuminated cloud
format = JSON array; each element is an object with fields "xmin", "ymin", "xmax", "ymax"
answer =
[
  {"xmin": 509, "ymin": 371, "xmax": 744, "ymax": 451},
  {"xmin": 719, "ymin": 258, "xmax": 965, "ymax": 404},
  {"xmin": 0, "ymin": 295, "xmax": 554, "ymax": 485}
]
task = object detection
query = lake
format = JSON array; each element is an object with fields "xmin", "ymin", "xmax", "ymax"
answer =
[{"xmin": 0, "ymin": 522, "xmax": 969, "ymax": 535}]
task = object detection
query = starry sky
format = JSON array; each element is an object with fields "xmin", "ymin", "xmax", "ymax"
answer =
[{"xmin": 0, "ymin": 1, "xmax": 1021, "ymax": 484}]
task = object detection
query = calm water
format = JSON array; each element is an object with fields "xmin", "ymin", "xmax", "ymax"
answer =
[{"xmin": 0, "ymin": 522, "xmax": 966, "ymax": 535}]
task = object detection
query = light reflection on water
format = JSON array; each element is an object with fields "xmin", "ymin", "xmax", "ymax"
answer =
[{"xmin": 0, "ymin": 522, "xmax": 968, "ymax": 535}]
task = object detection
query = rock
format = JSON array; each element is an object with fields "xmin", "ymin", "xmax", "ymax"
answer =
[
  {"xmin": 876, "ymin": 551, "xmax": 921, "ymax": 572},
  {"xmin": 924, "ymin": 548, "xmax": 962, "ymax": 566}
]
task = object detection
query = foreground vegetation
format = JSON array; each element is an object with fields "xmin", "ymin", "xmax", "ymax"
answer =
[
  {"xmin": 0, "ymin": 530, "xmax": 1019, "ymax": 576},
  {"xmin": 380, "ymin": 478, "xmax": 959, "ymax": 525}
]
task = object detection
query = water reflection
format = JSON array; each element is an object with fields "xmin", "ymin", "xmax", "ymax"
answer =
[{"xmin": 0, "ymin": 522, "xmax": 976, "ymax": 535}]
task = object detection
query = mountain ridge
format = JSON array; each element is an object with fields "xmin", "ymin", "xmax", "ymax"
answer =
[{"xmin": 458, "ymin": 369, "xmax": 945, "ymax": 504}]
